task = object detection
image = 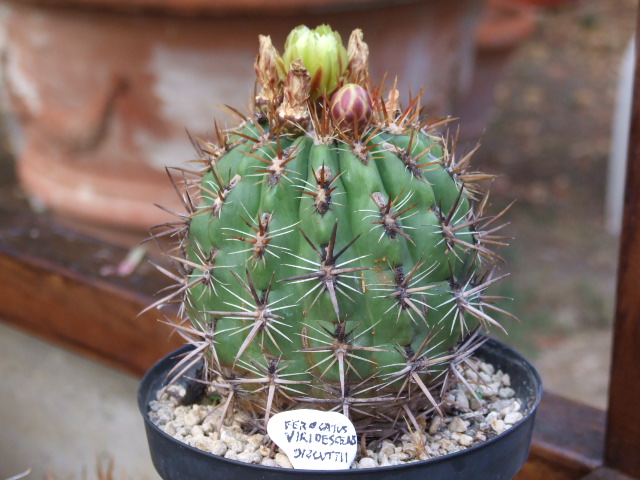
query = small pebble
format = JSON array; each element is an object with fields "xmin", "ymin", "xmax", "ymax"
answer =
[
  {"xmin": 259, "ymin": 445, "xmax": 271, "ymax": 457},
  {"xmin": 466, "ymin": 369, "xmax": 479, "ymax": 383},
  {"xmin": 478, "ymin": 384, "xmax": 498, "ymax": 397},
  {"xmin": 237, "ymin": 451, "xmax": 262, "ymax": 464},
  {"xmin": 491, "ymin": 419, "xmax": 507, "ymax": 434},
  {"xmin": 261, "ymin": 458, "xmax": 278, "ymax": 467},
  {"xmin": 210, "ymin": 439, "xmax": 228, "ymax": 456},
  {"xmin": 455, "ymin": 390, "xmax": 470, "ymax": 410},
  {"xmin": 184, "ymin": 410, "xmax": 201, "ymax": 427},
  {"xmin": 359, "ymin": 457, "xmax": 377, "ymax": 469},
  {"xmin": 480, "ymin": 362, "xmax": 494, "ymax": 375},
  {"xmin": 275, "ymin": 453, "xmax": 293, "ymax": 469},
  {"xmin": 163, "ymin": 422, "xmax": 177, "ymax": 436},
  {"xmin": 458, "ymin": 434, "xmax": 474, "ymax": 447},
  {"xmin": 395, "ymin": 452, "xmax": 410, "ymax": 461},
  {"xmin": 201, "ymin": 419, "xmax": 215, "ymax": 434},
  {"xmin": 226, "ymin": 439, "xmax": 244, "ymax": 454},
  {"xmin": 379, "ymin": 442, "xmax": 396, "ymax": 457},
  {"xmin": 387, "ymin": 454, "xmax": 402, "ymax": 465},
  {"xmin": 448, "ymin": 417, "xmax": 469, "ymax": 433},
  {"xmin": 246, "ymin": 434, "xmax": 264, "ymax": 451},
  {"xmin": 504, "ymin": 412, "xmax": 524, "ymax": 424},
  {"xmin": 499, "ymin": 403, "xmax": 516, "ymax": 416},
  {"xmin": 469, "ymin": 395, "xmax": 483, "ymax": 411},
  {"xmin": 191, "ymin": 436, "xmax": 214, "ymax": 452},
  {"xmin": 224, "ymin": 450, "xmax": 239, "ymax": 461},
  {"xmin": 417, "ymin": 451, "xmax": 430, "ymax": 461},
  {"xmin": 485, "ymin": 411, "xmax": 499, "ymax": 424},
  {"xmin": 499, "ymin": 387, "xmax": 516, "ymax": 399},
  {"xmin": 439, "ymin": 439, "xmax": 455, "ymax": 453},
  {"xmin": 429, "ymin": 415, "xmax": 444, "ymax": 434}
]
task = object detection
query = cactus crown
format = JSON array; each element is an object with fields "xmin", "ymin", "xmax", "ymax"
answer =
[{"xmin": 150, "ymin": 25, "xmax": 512, "ymax": 439}]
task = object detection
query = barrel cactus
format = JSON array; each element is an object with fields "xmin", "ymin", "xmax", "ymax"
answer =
[{"xmin": 151, "ymin": 25, "xmax": 512, "ymax": 439}]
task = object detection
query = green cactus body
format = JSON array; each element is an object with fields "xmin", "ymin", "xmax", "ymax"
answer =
[{"xmin": 154, "ymin": 25, "xmax": 510, "ymax": 436}]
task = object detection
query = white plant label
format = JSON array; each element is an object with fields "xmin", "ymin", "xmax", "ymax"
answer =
[{"xmin": 267, "ymin": 409, "xmax": 358, "ymax": 470}]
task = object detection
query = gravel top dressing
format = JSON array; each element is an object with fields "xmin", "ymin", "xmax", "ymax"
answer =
[{"xmin": 148, "ymin": 357, "xmax": 525, "ymax": 469}]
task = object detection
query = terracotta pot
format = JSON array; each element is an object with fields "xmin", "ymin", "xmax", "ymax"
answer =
[
  {"xmin": 455, "ymin": 0, "xmax": 537, "ymax": 143},
  {"xmin": 2, "ymin": 0, "xmax": 481, "ymax": 234},
  {"xmin": 476, "ymin": 0, "xmax": 538, "ymax": 51}
]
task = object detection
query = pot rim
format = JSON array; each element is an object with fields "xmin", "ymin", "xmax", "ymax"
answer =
[
  {"xmin": 10, "ymin": 0, "xmax": 433, "ymax": 17},
  {"xmin": 138, "ymin": 336, "xmax": 543, "ymax": 474}
]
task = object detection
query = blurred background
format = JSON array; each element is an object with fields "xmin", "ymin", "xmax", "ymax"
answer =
[{"xmin": 0, "ymin": 0, "xmax": 637, "ymax": 477}]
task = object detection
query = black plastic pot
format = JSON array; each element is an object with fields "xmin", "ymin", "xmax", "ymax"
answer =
[{"xmin": 138, "ymin": 338, "xmax": 542, "ymax": 480}]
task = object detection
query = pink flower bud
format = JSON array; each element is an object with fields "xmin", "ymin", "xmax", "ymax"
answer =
[{"xmin": 330, "ymin": 83, "xmax": 372, "ymax": 135}]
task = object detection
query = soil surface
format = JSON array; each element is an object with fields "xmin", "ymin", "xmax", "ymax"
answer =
[
  {"xmin": 149, "ymin": 357, "xmax": 524, "ymax": 469},
  {"xmin": 470, "ymin": 0, "xmax": 637, "ymax": 409}
]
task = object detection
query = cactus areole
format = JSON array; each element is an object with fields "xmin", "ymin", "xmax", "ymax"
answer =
[{"xmin": 151, "ymin": 25, "xmax": 513, "ymax": 438}]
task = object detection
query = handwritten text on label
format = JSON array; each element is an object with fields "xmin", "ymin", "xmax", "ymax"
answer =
[{"xmin": 267, "ymin": 409, "xmax": 358, "ymax": 470}]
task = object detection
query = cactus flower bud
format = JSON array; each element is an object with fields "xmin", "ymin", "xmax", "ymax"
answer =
[
  {"xmin": 330, "ymin": 83, "xmax": 372, "ymax": 134},
  {"xmin": 282, "ymin": 25, "xmax": 348, "ymax": 99}
]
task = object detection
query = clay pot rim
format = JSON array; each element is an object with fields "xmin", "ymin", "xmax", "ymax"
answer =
[
  {"xmin": 9, "ymin": 0, "xmax": 430, "ymax": 17},
  {"xmin": 476, "ymin": 0, "xmax": 538, "ymax": 51}
]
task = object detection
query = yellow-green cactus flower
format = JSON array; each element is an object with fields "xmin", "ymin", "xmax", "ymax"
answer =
[{"xmin": 281, "ymin": 25, "xmax": 348, "ymax": 98}]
